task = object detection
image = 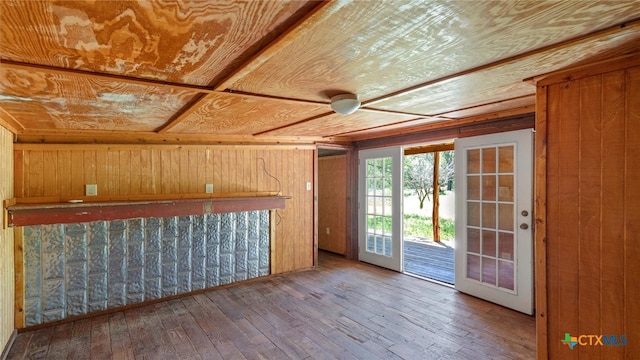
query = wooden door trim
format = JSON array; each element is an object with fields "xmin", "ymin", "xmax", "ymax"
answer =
[{"xmin": 534, "ymin": 85, "xmax": 548, "ymax": 359}]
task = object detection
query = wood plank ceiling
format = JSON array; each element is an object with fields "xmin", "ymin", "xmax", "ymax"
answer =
[{"xmin": 1, "ymin": 1, "xmax": 640, "ymax": 145}]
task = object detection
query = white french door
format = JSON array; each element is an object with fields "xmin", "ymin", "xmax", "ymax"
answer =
[
  {"xmin": 454, "ymin": 129, "xmax": 534, "ymax": 315},
  {"xmin": 358, "ymin": 147, "xmax": 403, "ymax": 272}
]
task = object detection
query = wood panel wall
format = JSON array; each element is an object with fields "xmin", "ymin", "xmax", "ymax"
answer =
[
  {"xmin": 13, "ymin": 144, "xmax": 315, "ymax": 274},
  {"xmin": 535, "ymin": 57, "xmax": 640, "ymax": 358},
  {"xmin": 0, "ymin": 125, "xmax": 15, "ymax": 354},
  {"xmin": 318, "ymin": 155, "xmax": 347, "ymax": 255}
]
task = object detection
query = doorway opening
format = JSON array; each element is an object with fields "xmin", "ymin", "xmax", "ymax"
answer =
[
  {"xmin": 357, "ymin": 129, "xmax": 534, "ymax": 316},
  {"xmin": 402, "ymin": 144, "xmax": 456, "ymax": 285},
  {"xmin": 317, "ymin": 147, "xmax": 350, "ymax": 258}
]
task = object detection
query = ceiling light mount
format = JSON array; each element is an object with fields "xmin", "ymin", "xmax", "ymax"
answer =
[{"xmin": 330, "ymin": 93, "xmax": 360, "ymax": 115}]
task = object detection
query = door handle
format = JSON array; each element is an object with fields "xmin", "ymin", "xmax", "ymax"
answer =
[{"xmin": 520, "ymin": 223, "xmax": 529, "ymax": 230}]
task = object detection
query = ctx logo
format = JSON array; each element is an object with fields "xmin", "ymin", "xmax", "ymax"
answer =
[{"xmin": 561, "ymin": 333, "xmax": 627, "ymax": 349}]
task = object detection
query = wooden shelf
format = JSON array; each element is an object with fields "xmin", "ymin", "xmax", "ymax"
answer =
[{"xmin": 6, "ymin": 195, "xmax": 288, "ymax": 227}]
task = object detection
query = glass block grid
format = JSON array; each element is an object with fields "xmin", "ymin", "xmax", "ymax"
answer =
[{"xmin": 22, "ymin": 211, "xmax": 270, "ymax": 326}]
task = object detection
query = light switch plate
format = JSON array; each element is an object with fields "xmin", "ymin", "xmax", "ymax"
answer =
[
  {"xmin": 205, "ymin": 183, "xmax": 214, "ymax": 193},
  {"xmin": 85, "ymin": 184, "xmax": 98, "ymax": 196},
  {"xmin": 306, "ymin": 182, "xmax": 312, "ymax": 191}
]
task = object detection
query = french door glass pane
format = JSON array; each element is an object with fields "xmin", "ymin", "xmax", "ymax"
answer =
[
  {"xmin": 466, "ymin": 145, "xmax": 516, "ymax": 291},
  {"xmin": 498, "ymin": 260, "xmax": 515, "ymax": 290},
  {"xmin": 482, "ymin": 230, "xmax": 496, "ymax": 257},
  {"xmin": 482, "ymin": 202, "xmax": 496, "ymax": 228},
  {"xmin": 468, "ymin": 175, "xmax": 480, "ymax": 200},
  {"xmin": 498, "ymin": 232, "xmax": 514, "ymax": 260},
  {"xmin": 467, "ymin": 254, "xmax": 481, "ymax": 281},
  {"xmin": 468, "ymin": 228, "xmax": 480, "ymax": 253},
  {"xmin": 482, "ymin": 148, "xmax": 496, "ymax": 173},
  {"xmin": 365, "ymin": 157, "xmax": 393, "ymax": 257},
  {"xmin": 482, "ymin": 175, "xmax": 496, "ymax": 200},
  {"xmin": 498, "ymin": 146, "xmax": 514, "ymax": 172},
  {"xmin": 482, "ymin": 257, "xmax": 497, "ymax": 285},
  {"xmin": 467, "ymin": 149, "xmax": 480, "ymax": 173},
  {"xmin": 499, "ymin": 204, "xmax": 514, "ymax": 231}
]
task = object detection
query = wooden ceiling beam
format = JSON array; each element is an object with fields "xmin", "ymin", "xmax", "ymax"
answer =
[
  {"xmin": 253, "ymin": 111, "xmax": 334, "ymax": 136},
  {"xmin": 254, "ymin": 106, "xmax": 433, "ymax": 137},
  {"xmin": 13, "ymin": 128, "xmax": 328, "ymax": 146},
  {"xmin": 363, "ymin": 17, "xmax": 640, "ymax": 108},
  {"xmin": 155, "ymin": 93, "xmax": 210, "ymax": 133},
  {"xmin": 154, "ymin": 1, "xmax": 332, "ymax": 134},
  {"xmin": 432, "ymin": 94, "xmax": 534, "ymax": 118},
  {"xmin": 156, "ymin": 90, "xmax": 333, "ymax": 134},
  {"xmin": 346, "ymin": 106, "xmax": 535, "ymax": 142},
  {"xmin": 0, "ymin": 106, "xmax": 25, "ymax": 134},
  {"xmin": 0, "ymin": 59, "xmax": 215, "ymax": 94},
  {"xmin": 354, "ymin": 113, "xmax": 535, "ymax": 150},
  {"xmin": 404, "ymin": 143, "xmax": 454, "ymax": 155},
  {"xmin": 527, "ymin": 51, "xmax": 640, "ymax": 86},
  {"xmin": 328, "ymin": 116, "xmax": 441, "ymax": 137},
  {"xmin": 213, "ymin": 1, "xmax": 333, "ymax": 91}
]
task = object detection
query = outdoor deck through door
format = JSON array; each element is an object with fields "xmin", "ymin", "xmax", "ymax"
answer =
[{"xmin": 455, "ymin": 129, "xmax": 533, "ymax": 315}]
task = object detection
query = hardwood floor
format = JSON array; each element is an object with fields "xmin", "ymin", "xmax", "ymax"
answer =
[{"xmin": 7, "ymin": 251, "xmax": 535, "ymax": 359}]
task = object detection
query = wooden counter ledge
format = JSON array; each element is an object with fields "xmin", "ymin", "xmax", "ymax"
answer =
[{"xmin": 6, "ymin": 195, "xmax": 288, "ymax": 227}]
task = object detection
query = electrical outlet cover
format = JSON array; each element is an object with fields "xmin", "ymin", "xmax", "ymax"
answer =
[{"xmin": 85, "ymin": 184, "xmax": 98, "ymax": 196}]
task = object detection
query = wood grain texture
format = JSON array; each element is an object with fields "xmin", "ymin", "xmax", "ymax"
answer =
[
  {"xmin": 0, "ymin": 125, "xmax": 15, "ymax": 351},
  {"xmin": 577, "ymin": 75, "xmax": 602, "ymax": 358},
  {"xmin": 432, "ymin": 151, "xmax": 440, "ymax": 242},
  {"xmin": 266, "ymin": 110, "xmax": 420, "ymax": 137},
  {"xmin": 354, "ymin": 114, "xmax": 535, "ymax": 151},
  {"xmin": 0, "ymin": 107, "xmax": 24, "ymax": 134},
  {"xmin": 0, "ymin": 0, "xmax": 315, "ymax": 87},
  {"xmin": 231, "ymin": 1, "xmax": 640, "ymax": 103},
  {"xmin": 167, "ymin": 92, "xmax": 328, "ymax": 135},
  {"xmin": 533, "ymin": 84, "xmax": 548, "ymax": 359},
  {"xmin": 552, "ymin": 77, "xmax": 580, "ymax": 360},
  {"xmin": 599, "ymin": 69, "xmax": 626, "ymax": 360},
  {"xmin": 318, "ymin": 155, "xmax": 347, "ymax": 255},
  {"xmin": 2, "ymin": 1, "xmax": 640, "ymax": 144},
  {"xmin": 13, "ymin": 144, "xmax": 314, "ymax": 274},
  {"xmin": 0, "ymin": 67, "xmax": 198, "ymax": 131},
  {"xmin": 6, "ymin": 252, "xmax": 536, "ymax": 359},
  {"xmin": 8, "ymin": 196, "xmax": 286, "ymax": 227},
  {"xmin": 371, "ymin": 22, "xmax": 640, "ymax": 116},
  {"xmin": 437, "ymin": 96, "xmax": 535, "ymax": 120},
  {"xmin": 624, "ymin": 66, "xmax": 640, "ymax": 358},
  {"xmin": 14, "ymin": 129, "xmax": 330, "ymax": 146},
  {"xmin": 538, "ymin": 58, "xmax": 640, "ymax": 357},
  {"xmin": 1, "ymin": 1, "xmax": 639, "ymax": 144}
]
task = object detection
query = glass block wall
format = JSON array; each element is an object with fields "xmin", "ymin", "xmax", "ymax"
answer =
[{"xmin": 22, "ymin": 211, "xmax": 270, "ymax": 326}]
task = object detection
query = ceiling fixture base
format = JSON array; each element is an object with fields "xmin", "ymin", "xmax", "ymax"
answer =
[{"xmin": 330, "ymin": 94, "xmax": 360, "ymax": 115}]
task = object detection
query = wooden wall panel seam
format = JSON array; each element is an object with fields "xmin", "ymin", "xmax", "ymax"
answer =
[
  {"xmin": 1, "ymin": 126, "xmax": 16, "ymax": 351},
  {"xmin": 538, "ymin": 58, "xmax": 640, "ymax": 357},
  {"xmin": 534, "ymin": 84, "xmax": 548, "ymax": 360}
]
